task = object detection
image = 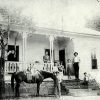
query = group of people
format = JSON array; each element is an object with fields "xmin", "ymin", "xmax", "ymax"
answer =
[
  {"xmin": 67, "ymin": 52, "xmax": 89, "ymax": 86},
  {"xmin": 52, "ymin": 51, "xmax": 81, "ymax": 97},
  {"xmin": 43, "ymin": 51, "xmax": 64, "ymax": 97},
  {"xmin": 53, "ymin": 61, "xmax": 64, "ymax": 97},
  {"xmin": 43, "ymin": 51, "xmax": 81, "ymax": 80},
  {"xmin": 42, "ymin": 51, "xmax": 80, "ymax": 97},
  {"xmin": 27, "ymin": 51, "xmax": 88, "ymax": 97}
]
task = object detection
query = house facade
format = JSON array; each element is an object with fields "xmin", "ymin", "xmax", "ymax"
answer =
[{"xmin": 1, "ymin": 24, "xmax": 100, "ymax": 82}]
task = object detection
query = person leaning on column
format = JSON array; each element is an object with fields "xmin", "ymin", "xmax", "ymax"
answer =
[{"xmin": 73, "ymin": 52, "xmax": 80, "ymax": 80}]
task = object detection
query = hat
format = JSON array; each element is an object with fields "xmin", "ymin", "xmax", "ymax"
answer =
[
  {"xmin": 84, "ymin": 72, "xmax": 87, "ymax": 75},
  {"xmin": 74, "ymin": 52, "xmax": 78, "ymax": 55}
]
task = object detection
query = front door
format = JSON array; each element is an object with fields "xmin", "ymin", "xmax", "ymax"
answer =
[{"xmin": 59, "ymin": 49, "xmax": 66, "ymax": 74}]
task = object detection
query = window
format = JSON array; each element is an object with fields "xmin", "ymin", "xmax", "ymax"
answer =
[
  {"xmin": 45, "ymin": 49, "xmax": 50, "ymax": 56},
  {"xmin": 44, "ymin": 49, "xmax": 55, "ymax": 60},
  {"xmin": 91, "ymin": 49, "xmax": 97, "ymax": 69},
  {"xmin": 7, "ymin": 45, "xmax": 19, "ymax": 61}
]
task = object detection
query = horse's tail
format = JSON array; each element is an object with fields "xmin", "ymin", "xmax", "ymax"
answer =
[{"xmin": 11, "ymin": 72, "xmax": 16, "ymax": 92}]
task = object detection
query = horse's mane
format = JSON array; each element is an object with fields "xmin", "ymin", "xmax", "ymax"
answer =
[
  {"xmin": 39, "ymin": 70, "xmax": 56, "ymax": 79},
  {"xmin": 40, "ymin": 70, "xmax": 53, "ymax": 74}
]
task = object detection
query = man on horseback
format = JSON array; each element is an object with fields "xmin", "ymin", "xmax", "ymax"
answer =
[{"xmin": 26, "ymin": 61, "xmax": 43, "ymax": 82}]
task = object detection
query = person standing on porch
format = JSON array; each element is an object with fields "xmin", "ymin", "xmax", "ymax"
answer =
[
  {"xmin": 73, "ymin": 52, "xmax": 80, "ymax": 80},
  {"xmin": 67, "ymin": 59, "xmax": 72, "ymax": 80},
  {"xmin": 60, "ymin": 62, "xmax": 64, "ymax": 75},
  {"xmin": 43, "ymin": 51, "xmax": 50, "ymax": 63}
]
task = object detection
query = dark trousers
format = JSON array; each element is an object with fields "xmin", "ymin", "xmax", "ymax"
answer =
[{"xmin": 73, "ymin": 63, "xmax": 79, "ymax": 79}]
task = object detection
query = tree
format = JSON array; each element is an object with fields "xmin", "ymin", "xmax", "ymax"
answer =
[
  {"xmin": 0, "ymin": 7, "xmax": 35, "ymax": 98},
  {"xmin": 0, "ymin": 26, "xmax": 8, "ymax": 98}
]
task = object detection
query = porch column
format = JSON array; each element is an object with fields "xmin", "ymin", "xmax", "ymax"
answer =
[
  {"xmin": 22, "ymin": 32, "xmax": 27, "ymax": 70},
  {"xmin": 49, "ymin": 35, "xmax": 54, "ymax": 68}
]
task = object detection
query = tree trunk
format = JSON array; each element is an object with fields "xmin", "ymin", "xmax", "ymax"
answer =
[
  {"xmin": 0, "ymin": 40, "xmax": 5, "ymax": 99},
  {"xmin": 0, "ymin": 58, "xmax": 5, "ymax": 99}
]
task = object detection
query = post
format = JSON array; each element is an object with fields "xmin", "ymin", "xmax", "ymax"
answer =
[
  {"xmin": 0, "ymin": 36, "xmax": 5, "ymax": 98},
  {"xmin": 22, "ymin": 32, "xmax": 27, "ymax": 70},
  {"xmin": 0, "ymin": 23, "xmax": 9, "ymax": 98},
  {"xmin": 49, "ymin": 35, "xmax": 54, "ymax": 70}
]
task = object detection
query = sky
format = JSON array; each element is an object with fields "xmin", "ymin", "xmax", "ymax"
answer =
[{"xmin": 0, "ymin": 0, "xmax": 100, "ymax": 33}]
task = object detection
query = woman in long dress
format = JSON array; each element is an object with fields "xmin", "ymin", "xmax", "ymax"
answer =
[{"xmin": 67, "ymin": 59, "xmax": 72, "ymax": 80}]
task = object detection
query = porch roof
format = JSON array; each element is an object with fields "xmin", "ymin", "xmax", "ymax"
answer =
[
  {"xmin": 0, "ymin": 0, "xmax": 100, "ymax": 38},
  {"xmin": 1, "ymin": 22, "xmax": 100, "ymax": 38}
]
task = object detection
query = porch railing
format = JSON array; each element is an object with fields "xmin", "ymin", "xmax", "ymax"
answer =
[
  {"xmin": 5, "ymin": 61, "xmax": 54, "ymax": 74},
  {"xmin": 5, "ymin": 61, "xmax": 22, "ymax": 74},
  {"xmin": 43, "ymin": 63, "xmax": 53, "ymax": 72}
]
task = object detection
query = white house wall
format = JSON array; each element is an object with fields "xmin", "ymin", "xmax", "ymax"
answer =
[
  {"xmin": 26, "ymin": 35, "xmax": 50, "ymax": 63},
  {"xmin": 9, "ymin": 33, "xmax": 60, "ymax": 63},
  {"xmin": 65, "ymin": 39, "xmax": 74, "ymax": 61},
  {"xmin": 26, "ymin": 34, "xmax": 60, "ymax": 63},
  {"xmin": 73, "ymin": 36, "xmax": 100, "ymax": 80}
]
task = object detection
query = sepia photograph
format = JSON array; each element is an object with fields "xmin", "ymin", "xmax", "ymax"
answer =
[{"xmin": 0, "ymin": 0, "xmax": 100, "ymax": 100}]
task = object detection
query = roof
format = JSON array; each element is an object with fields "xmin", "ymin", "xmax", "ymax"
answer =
[{"xmin": 0, "ymin": 0, "xmax": 100, "ymax": 38}]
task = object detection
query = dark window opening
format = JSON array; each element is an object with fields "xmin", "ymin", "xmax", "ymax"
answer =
[
  {"xmin": 7, "ymin": 45, "xmax": 19, "ymax": 61},
  {"xmin": 92, "ymin": 59, "xmax": 97, "ymax": 69},
  {"xmin": 45, "ymin": 49, "xmax": 55, "ymax": 60},
  {"xmin": 91, "ymin": 53, "xmax": 97, "ymax": 69},
  {"xmin": 45, "ymin": 49, "xmax": 50, "ymax": 56}
]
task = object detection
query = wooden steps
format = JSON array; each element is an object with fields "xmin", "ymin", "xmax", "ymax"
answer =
[{"xmin": 62, "ymin": 79, "xmax": 99, "ymax": 89}]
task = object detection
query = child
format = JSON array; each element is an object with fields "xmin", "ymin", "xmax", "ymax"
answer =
[
  {"xmin": 82, "ymin": 72, "xmax": 89, "ymax": 86},
  {"xmin": 67, "ymin": 59, "xmax": 72, "ymax": 80},
  {"xmin": 53, "ymin": 62, "xmax": 59, "ymax": 72},
  {"xmin": 60, "ymin": 62, "xmax": 64, "ymax": 75},
  {"xmin": 54, "ymin": 61, "xmax": 62, "ymax": 97}
]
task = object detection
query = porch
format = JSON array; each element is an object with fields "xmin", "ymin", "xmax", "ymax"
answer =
[
  {"xmin": 5, "ymin": 32, "xmax": 75, "ymax": 81},
  {"xmin": 4, "ymin": 60, "xmax": 74, "ymax": 81}
]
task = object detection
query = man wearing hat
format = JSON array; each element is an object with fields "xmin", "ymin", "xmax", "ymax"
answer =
[{"xmin": 73, "ymin": 52, "xmax": 80, "ymax": 80}]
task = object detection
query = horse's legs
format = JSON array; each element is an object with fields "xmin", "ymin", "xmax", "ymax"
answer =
[
  {"xmin": 36, "ymin": 82, "xmax": 40, "ymax": 96},
  {"xmin": 15, "ymin": 82, "xmax": 20, "ymax": 97},
  {"xmin": 54, "ymin": 82, "xmax": 57, "ymax": 97}
]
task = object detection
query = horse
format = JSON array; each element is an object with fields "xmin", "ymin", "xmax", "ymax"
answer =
[{"xmin": 11, "ymin": 70, "xmax": 57, "ymax": 97}]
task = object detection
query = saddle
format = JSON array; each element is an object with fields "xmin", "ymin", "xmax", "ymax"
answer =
[
  {"xmin": 26, "ymin": 72, "xmax": 32, "ymax": 81},
  {"xmin": 26, "ymin": 70, "xmax": 43, "ymax": 82}
]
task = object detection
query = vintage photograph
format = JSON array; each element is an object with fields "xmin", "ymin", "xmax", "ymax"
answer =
[{"xmin": 0, "ymin": 0, "xmax": 100, "ymax": 100}]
